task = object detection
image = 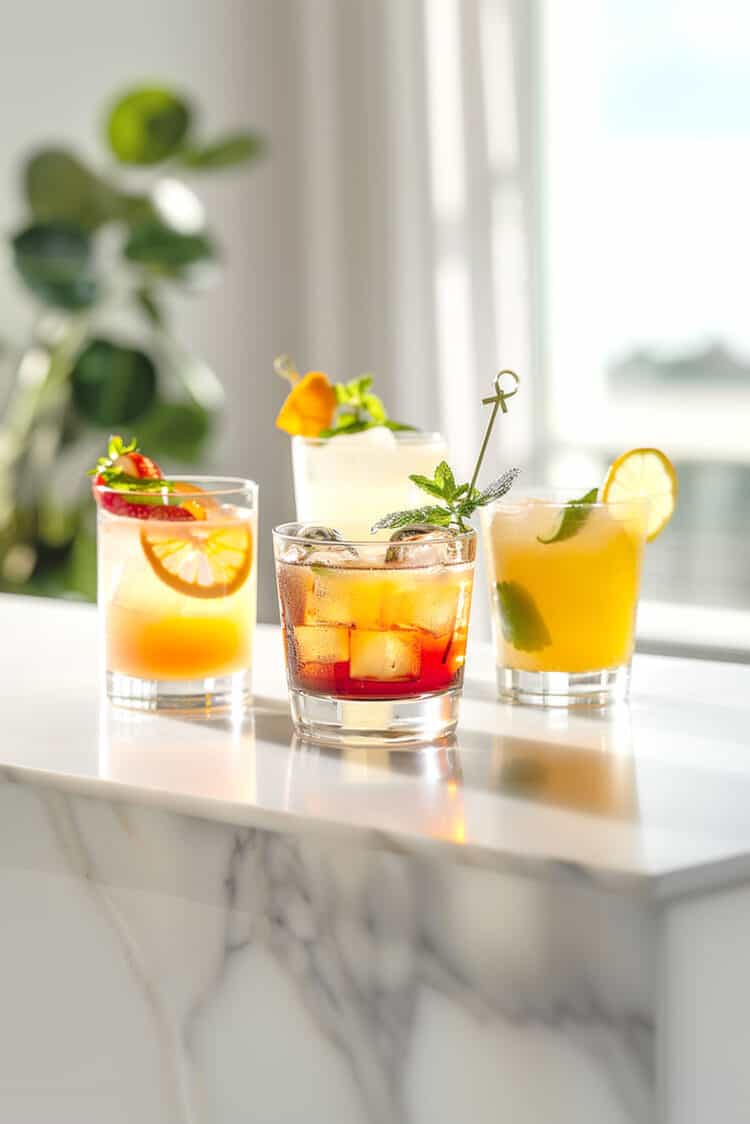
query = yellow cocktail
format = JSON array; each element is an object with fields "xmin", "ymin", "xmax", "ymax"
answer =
[{"xmin": 482, "ymin": 493, "xmax": 651, "ymax": 706}]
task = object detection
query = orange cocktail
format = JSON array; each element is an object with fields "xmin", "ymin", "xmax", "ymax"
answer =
[
  {"xmin": 482, "ymin": 493, "xmax": 650, "ymax": 706},
  {"xmin": 96, "ymin": 475, "xmax": 257, "ymax": 710}
]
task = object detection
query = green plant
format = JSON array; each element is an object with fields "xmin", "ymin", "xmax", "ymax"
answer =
[{"xmin": 0, "ymin": 84, "xmax": 264, "ymax": 599}]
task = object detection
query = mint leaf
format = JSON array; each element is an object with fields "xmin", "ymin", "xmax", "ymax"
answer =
[
  {"xmin": 384, "ymin": 419, "xmax": 417, "ymax": 432},
  {"xmin": 376, "ymin": 460, "xmax": 519, "ymax": 532},
  {"xmin": 435, "ymin": 461, "xmax": 456, "ymax": 499},
  {"xmin": 362, "ymin": 391, "xmax": 386, "ymax": 424},
  {"xmin": 495, "ymin": 581, "xmax": 551, "ymax": 651},
  {"xmin": 409, "ymin": 473, "xmax": 445, "ymax": 500},
  {"xmin": 325, "ymin": 372, "xmax": 417, "ymax": 437},
  {"xmin": 476, "ymin": 467, "xmax": 520, "ymax": 506},
  {"xmin": 371, "ymin": 505, "xmax": 452, "ymax": 531},
  {"xmin": 537, "ymin": 487, "xmax": 598, "ymax": 545}
]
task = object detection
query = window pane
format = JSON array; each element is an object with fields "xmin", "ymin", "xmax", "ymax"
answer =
[{"xmin": 542, "ymin": 0, "xmax": 750, "ymax": 610}]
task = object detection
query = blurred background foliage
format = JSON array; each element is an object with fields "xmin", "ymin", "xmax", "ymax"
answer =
[{"xmin": 0, "ymin": 84, "xmax": 264, "ymax": 600}]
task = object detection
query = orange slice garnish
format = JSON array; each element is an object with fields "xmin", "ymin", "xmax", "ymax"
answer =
[
  {"xmin": 140, "ymin": 522, "xmax": 253, "ymax": 599},
  {"xmin": 275, "ymin": 370, "xmax": 337, "ymax": 437},
  {"xmin": 170, "ymin": 481, "xmax": 220, "ymax": 520}
]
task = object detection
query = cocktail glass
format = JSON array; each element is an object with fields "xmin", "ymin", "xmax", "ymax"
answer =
[
  {"xmin": 481, "ymin": 490, "xmax": 651, "ymax": 707},
  {"xmin": 97, "ymin": 476, "xmax": 258, "ymax": 711},
  {"xmin": 274, "ymin": 524, "xmax": 476, "ymax": 745},
  {"xmin": 291, "ymin": 430, "xmax": 448, "ymax": 538}
]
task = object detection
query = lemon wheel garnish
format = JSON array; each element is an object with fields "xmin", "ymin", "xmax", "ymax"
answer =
[
  {"xmin": 601, "ymin": 448, "xmax": 677, "ymax": 541},
  {"xmin": 140, "ymin": 522, "xmax": 253, "ymax": 599}
]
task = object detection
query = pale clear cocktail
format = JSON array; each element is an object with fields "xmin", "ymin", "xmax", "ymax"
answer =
[{"xmin": 291, "ymin": 429, "xmax": 448, "ymax": 539}]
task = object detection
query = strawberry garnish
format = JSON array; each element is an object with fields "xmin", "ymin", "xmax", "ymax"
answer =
[
  {"xmin": 113, "ymin": 450, "xmax": 162, "ymax": 481},
  {"xmin": 91, "ymin": 435, "xmax": 163, "ymax": 489},
  {"xmin": 90, "ymin": 435, "xmax": 196, "ymax": 521}
]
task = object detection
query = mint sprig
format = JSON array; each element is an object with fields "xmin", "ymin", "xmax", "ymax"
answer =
[
  {"xmin": 319, "ymin": 375, "xmax": 415, "ymax": 438},
  {"xmin": 372, "ymin": 462, "xmax": 519, "ymax": 533},
  {"xmin": 371, "ymin": 370, "xmax": 521, "ymax": 534},
  {"xmin": 537, "ymin": 487, "xmax": 598, "ymax": 545}
]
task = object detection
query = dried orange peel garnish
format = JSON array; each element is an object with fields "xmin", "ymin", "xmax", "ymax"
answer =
[{"xmin": 275, "ymin": 369, "xmax": 337, "ymax": 437}]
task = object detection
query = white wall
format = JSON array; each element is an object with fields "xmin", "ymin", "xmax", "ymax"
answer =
[
  {"xmin": 0, "ymin": 0, "xmax": 535, "ymax": 627},
  {"xmin": 0, "ymin": 0, "xmax": 306, "ymax": 620}
]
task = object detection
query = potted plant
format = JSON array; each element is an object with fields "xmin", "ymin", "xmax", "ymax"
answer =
[{"xmin": 0, "ymin": 83, "xmax": 265, "ymax": 599}]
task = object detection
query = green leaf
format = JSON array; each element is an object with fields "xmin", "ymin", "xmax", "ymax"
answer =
[
  {"xmin": 495, "ymin": 581, "xmax": 551, "ymax": 652},
  {"xmin": 106, "ymin": 86, "xmax": 191, "ymax": 165},
  {"xmin": 361, "ymin": 392, "xmax": 386, "ymax": 424},
  {"xmin": 383, "ymin": 419, "xmax": 417, "ymax": 432},
  {"xmin": 12, "ymin": 220, "xmax": 97, "ymax": 309},
  {"xmin": 72, "ymin": 339, "xmax": 157, "ymax": 425},
  {"xmin": 118, "ymin": 193, "xmax": 158, "ymax": 227},
  {"xmin": 371, "ymin": 505, "xmax": 452, "ymax": 531},
  {"xmin": 178, "ymin": 131, "xmax": 265, "ymax": 169},
  {"xmin": 537, "ymin": 487, "xmax": 598, "ymax": 545},
  {"xmin": 435, "ymin": 461, "xmax": 456, "ymax": 499},
  {"xmin": 318, "ymin": 411, "xmax": 372, "ymax": 438},
  {"xmin": 136, "ymin": 401, "xmax": 211, "ymax": 462},
  {"xmin": 134, "ymin": 285, "xmax": 165, "ymax": 327},
  {"xmin": 408, "ymin": 473, "xmax": 445, "ymax": 500},
  {"xmin": 124, "ymin": 220, "xmax": 216, "ymax": 279},
  {"xmin": 476, "ymin": 468, "xmax": 521, "ymax": 506},
  {"xmin": 24, "ymin": 148, "xmax": 119, "ymax": 230}
]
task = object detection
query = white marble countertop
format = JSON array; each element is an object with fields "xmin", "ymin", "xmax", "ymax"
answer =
[{"xmin": 2, "ymin": 593, "xmax": 750, "ymax": 900}]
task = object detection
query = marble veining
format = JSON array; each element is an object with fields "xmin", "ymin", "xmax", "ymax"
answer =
[
  {"xmin": 0, "ymin": 774, "xmax": 655, "ymax": 1123},
  {"xmin": 3, "ymin": 596, "xmax": 750, "ymax": 900},
  {"xmin": 3, "ymin": 596, "xmax": 750, "ymax": 1120}
]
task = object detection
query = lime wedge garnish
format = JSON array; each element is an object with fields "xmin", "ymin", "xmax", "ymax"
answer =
[
  {"xmin": 495, "ymin": 581, "xmax": 551, "ymax": 652},
  {"xmin": 537, "ymin": 487, "xmax": 598, "ymax": 545}
]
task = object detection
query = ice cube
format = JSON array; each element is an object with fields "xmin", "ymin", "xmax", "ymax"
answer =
[
  {"xmin": 385, "ymin": 525, "xmax": 458, "ymax": 567},
  {"xmin": 279, "ymin": 525, "xmax": 357, "ymax": 565},
  {"xmin": 303, "ymin": 544, "xmax": 358, "ymax": 567},
  {"xmin": 318, "ymin": 426, "xmax": 398, "ymax": 455},
  {"xmin": 295, "ymin": 524, "xmax": 345, "ymax": 541},
  {"xmin": 293, "ymin": 625, "xmax": 350, "ymax": 665},
  {"xmin": 304, "ymin": 570, "xmax": 391, "ymax": 629},
  {"xmin": 383, "ymin": 577, "xmax": 459, "ymax": 637},
  {"xmin": 279, "ymin": 542, "xmax": 311, "ymax": 565},
  {"xmin": 349, "ymin": 630, "xmax": 421, "ymax": 681}
]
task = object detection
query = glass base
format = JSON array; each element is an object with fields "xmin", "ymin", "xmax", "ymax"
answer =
[
  {"xmin": 497, "ymin": 665, "xmax": 630, "ymax": 708},
  {"xmin": 289, "ymin": 688, "xmax": 461, "ymax": 747},
  {"xmin": 106, "ymin": 669, "xmax": 252, "ymax": 713}
]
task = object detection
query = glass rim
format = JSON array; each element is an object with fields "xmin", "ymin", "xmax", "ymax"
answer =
[
  {"xmin": 484, "ymin": 488, "xmax": 654, "ymax": 511},
  {"xmin": 273, "ymin": 521, "xmax": 477, "ymax": 546},
  {"xmin": 291, "ymin": 429, "xmax": 444, "ymax": 447},
  {"xmin": 93, "ymin": 474, "xmax": 258, "ymax": 499}
]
